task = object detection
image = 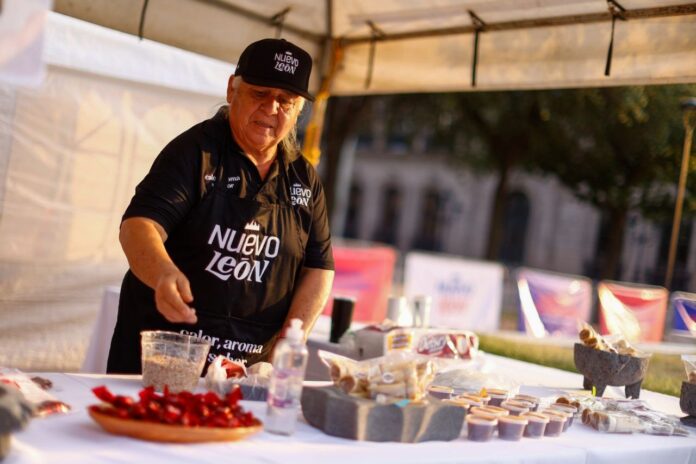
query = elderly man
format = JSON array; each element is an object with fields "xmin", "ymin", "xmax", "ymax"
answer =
[{"xmin": 107, "ymin": 38, "xmax": 334, "ymax": 373}]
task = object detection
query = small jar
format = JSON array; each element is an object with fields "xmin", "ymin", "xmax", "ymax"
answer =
[
  {"xmin": 476, "ymin": 405, "xmax": 510, "ymax": 417},
  {"xmin": 498, "ymin": 415, "xmax": 529, "ymax": 441},
  {"xmin": 500, "ymin": 400, "xmax": 531, "ymax": 416},
  {"xmin": 484, "ymin": 388, "xmax": 509, "ymax": 407},
  {"xmin": 466, "ymin": 414, "xmax": 498, "ymax": 442},
  {"xmin": 550, "ymin": 403, "xmax": 578, "ymax": 426},
  {"xmin": 542, "ymin": 409, "xmax": 571, "ymax": 433},
  {"xmin": 541, "ymin": 411, "xmax": 566, "ymax": 437},
  {"xmin": 513, "ymin": 394, "xmax": 540, "ymax": 411},
  {"xmin": 446, "ymin": 397, "xmax": 481, "ymax": 411},
  {"xmin": 521, "ymin": 412, "xmax": 549, "ymax": 438},
  {"xmin": 428, "ymin": 385, "xmax": 454, "ymax": 400},
  {"xmin": 459, "ymin": 393, "xmax": 490, "ymax": 406}
]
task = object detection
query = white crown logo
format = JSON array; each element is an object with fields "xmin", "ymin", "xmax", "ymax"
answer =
[{"xmin": 244, "ymin": 221, "xmax": 261, "ymax": 232}]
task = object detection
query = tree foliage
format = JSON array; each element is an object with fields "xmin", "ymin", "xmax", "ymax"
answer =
[{"xmin": 377, "ymin": 84, "xmax": 696, "ymax": 279}]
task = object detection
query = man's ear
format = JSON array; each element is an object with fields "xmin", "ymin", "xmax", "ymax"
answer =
[{"xmin": 226, "ymin": 75, "xmax": 235, "ymax": 103}]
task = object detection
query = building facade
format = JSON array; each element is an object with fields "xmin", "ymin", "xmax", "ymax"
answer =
[{"xmin": 330, "ymin": 147, "xmax": 696, "ymax": 293}]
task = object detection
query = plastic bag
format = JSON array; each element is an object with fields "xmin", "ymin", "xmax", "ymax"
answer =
[
  {"xmin": 318, "ymin": 350, "xmax": 435, "ymax": 401},
  {"xmin": 681, "ymin": 354, "xmax": 696, "ymax": 383},
  {"xmin": 204, "ymin": 355, "xmax": 272, "ymax": 400}
]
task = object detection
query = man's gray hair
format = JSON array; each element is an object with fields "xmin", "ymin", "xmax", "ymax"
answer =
[{"xmin": 230, "ymin": 77, "xmax": 305, "ymax": 159}]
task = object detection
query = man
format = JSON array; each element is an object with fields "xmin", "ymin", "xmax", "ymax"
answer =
[{"xmin": 107, "ymin": 38, "xmax": 335, "ymax": 373}]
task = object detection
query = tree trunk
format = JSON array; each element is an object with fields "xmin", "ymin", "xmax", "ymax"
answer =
[
  {"xmin": 320, "ymin": 97, "xmax": 368, "ymax": 218},
  {"xmin": 598, "ymin": 208, "xmax": 627, "ymax": 280},
  {"xmin": 485, "ymin": 161, "xmax": 510, "ymax": 261}
]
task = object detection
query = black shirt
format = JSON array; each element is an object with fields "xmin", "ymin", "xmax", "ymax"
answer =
[
  {"xmin": 123, "ymin": 108, "xmax": 334, "ymax": 271},
  {"xmin": 106, "ymin": 108, "xmax": 334, "ymax": 373}
]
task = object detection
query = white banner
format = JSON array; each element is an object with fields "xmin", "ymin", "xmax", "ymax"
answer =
[
  {"xmin": 403, "ymin": 252, "xmax": 503, "ymax": 332},
  {"xmin": 0, "ymin": 0, "xmax": 51, "ymax": 87}
]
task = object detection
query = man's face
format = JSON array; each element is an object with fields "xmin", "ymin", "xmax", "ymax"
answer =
[{"xmin": 227, "ymin": 76, "xmax": 303, "ymax": 155}]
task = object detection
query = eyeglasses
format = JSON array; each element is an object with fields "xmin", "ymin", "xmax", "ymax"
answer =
[{"xmin": 246, "ymin": 88, "xmax": 300, "ymax": 114}]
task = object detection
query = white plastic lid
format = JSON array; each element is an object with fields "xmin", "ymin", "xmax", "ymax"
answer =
[{"xmin": 286, "ymin": 318, "xmax": 304, "ymax": 342}]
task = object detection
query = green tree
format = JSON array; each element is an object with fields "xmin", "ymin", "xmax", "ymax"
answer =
[{"xmin": 535, "ymin": 85, "xmax": 696, "ymax": 280}]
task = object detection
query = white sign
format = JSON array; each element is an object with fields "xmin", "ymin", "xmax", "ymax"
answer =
[
  {"xmin": 403, "ymin": 252, "xmax": 503, "ymax": 332},
  {"xmin": 0, "ymin": 0, "xmax": 51, "ymax": 87}
]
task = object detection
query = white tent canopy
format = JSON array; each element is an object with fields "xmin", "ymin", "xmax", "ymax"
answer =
[{"xmin": 54, "ymin": 0, "xmax": 696, "ymax": 93}]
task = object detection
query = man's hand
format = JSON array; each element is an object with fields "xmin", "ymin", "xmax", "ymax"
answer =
[
  {"xmin": 120, "ymin": 217, "xmax": 197, "ymax": 325},
  {"xmin": 154, "ymin": 270, "xmax": 197, "ymax": 324}
]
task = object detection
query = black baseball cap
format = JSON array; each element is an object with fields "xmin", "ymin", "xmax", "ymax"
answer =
[{"xmin": 234, "ymin": 38, "xmax": 315, "ymax": 102}]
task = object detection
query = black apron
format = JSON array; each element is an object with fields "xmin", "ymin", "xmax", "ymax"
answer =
[{"xmin": 107, "ymin": 134, "xmax": 306, "ymax": 374}]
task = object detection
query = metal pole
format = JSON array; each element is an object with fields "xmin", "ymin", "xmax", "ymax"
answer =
[{"xmin": 665, "ymin": 99, "xmax": 696, "ymax": 289}]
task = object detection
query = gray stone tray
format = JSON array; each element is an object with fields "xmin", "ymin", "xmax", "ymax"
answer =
[{"xmin": 300, "ymin": 386, "xmax": 465, "ymax": 442}]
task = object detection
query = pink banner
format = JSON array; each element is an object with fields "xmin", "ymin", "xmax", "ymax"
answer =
[
  {"xmin": 322, "ymin": 244, "xmax": 397, "ymax": 322},
  {"xmin": 598, "ymin": 281, "xmax": 668, "ymax": 342}
]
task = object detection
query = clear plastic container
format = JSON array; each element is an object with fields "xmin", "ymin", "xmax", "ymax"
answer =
[
  {"xmin": 428, "ymin": 385, "xmax": 453, "ymax": 400},
  {"xmin": 466, "ymin": 415, "xmax": 498, "ymax": 442},
  {"xmin": 542, "ymin": 411, "xmax": 566, "ymax": 436},
  {"xmin": 140, "ymin": 331, "xmax": 210, "ymax": 393},
  {"xmin": 266, "ymin": 319, "xmax": 308, "ymax": 436},
  {"xmin": 485, "ymin": 388, "xmax": 509, "ymax": 407},
  {"xmin": 500, "ymin": 400, "xmax": 531, "ymax": 416},
  {"xmin": 498, "ymin": 415, "xmax": 528, "ymax": 441},
  {"xmin": 522, "ymin": 412, "xmax": 549, "ymax": 438}
]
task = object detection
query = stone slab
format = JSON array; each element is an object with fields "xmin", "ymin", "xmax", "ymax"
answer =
[{"xmin": 300, "ymin": 385, "xmax": 465, "ymax": 443}]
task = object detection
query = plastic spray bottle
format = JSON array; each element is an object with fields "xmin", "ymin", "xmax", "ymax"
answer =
[{"xmin": 265, "ymin": 318, "xmax": 308, "ymax": 435}]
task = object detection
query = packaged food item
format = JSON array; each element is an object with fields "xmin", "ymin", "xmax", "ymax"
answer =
[
  {"xmin": 522, "ymin": 412, "xmax": 549, "ymax": 438},
  {"xmin": 578, "ymin": 323, "xmax": 644, "ymax": 356},
  {"xmin": 550, "ymin": 403, "xmax": 578, "ymax": 425},
  {"xmin": 413, "ymin": 331, "xmax": 479, "ymax": 360},
  {"xmin": 466, "ymin": 415, "xmax": 498, "ymax": 442},
  {"xmin": 541, "ymin": 409, "xmax": 571, "ymax": 432},
  {"xmin": 483, "ymin": 388, "xmax": 509, "ymax": 407},
  {"xmin": 541, "ymin": 411, "xmax": 565, "ymax": 436},
  {"xmin": 513, "ymin": 394, "xmax": 539, "ymax": 411},
  {"xmin": 318, "ymin": 350, "xmax": 435, "ymax": 402},
  {"xmin": 564, "ymin": 393, "xmax": 689, "ymax": 436},
  {"xmin": 427, "ymin": 385, "xmax": 453, "ymax": 400},
  {"xmin": 472, "ymin": 405, "xmax": 509, "ymax": 417},
  {"xmin": 498, "ymin": 415, "xmax": 528, "ymax": 441},
  {"xmin": 500, "ymin": 400, "xmax": 530, "ymax": 416},
  {"xmin": 0, "ymin": 368, "xmax": 69, "ymax": 417},
  {"xmin": 681, "ymin": 354, "xmax": 696, "ymax": 384},
  {"xmin": 431, "ymin": 366, "xmax": 519, "ymax": 396},
  {"xmin": 205, "ymin": 355, "xmax": 272, "ymax": 399},
  {"xmin": 445, "ymin": 396, "xmax": 482, "ymax": 410},
  {"xmin": 458, "ymin": 393, "xmax": 490, "ymax": 406}
]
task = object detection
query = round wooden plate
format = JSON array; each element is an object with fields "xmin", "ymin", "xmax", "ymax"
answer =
[{"xmin": 88, "ymin": 406, "xmax": 263, "ymax": 443}]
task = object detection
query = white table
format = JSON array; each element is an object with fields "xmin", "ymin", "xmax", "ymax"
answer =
[{"xmin": 8, "ymin": 354, "xmax": 696, "ymax": 464}]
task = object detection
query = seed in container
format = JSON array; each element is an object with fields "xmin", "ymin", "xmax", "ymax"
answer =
[
  {"xmin": 140, "ymin": 330, "xmax": 210, "ymax": 393},
  {"xmin": 142, "ymin": 355, "xmax": 204, "ymax": 393}
]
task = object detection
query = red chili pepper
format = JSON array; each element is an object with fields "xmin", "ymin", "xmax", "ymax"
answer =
[
  {"xmin": 91, "ymin": 386, "xmax": 257, "ymax": 428},
  {"xmin": 92, "ymin": 386, "xmax": 116, "ymax": 404},
  {"xmin": 226, "ymin": 386, "xmax": 242, "ymax": 405},
  {"xmin": 113, "ymin": 395, "xmax": 134, "ymax": 410}
]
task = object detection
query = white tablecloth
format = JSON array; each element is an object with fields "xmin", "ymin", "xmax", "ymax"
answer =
[{"xmin": 8, "ymin": 355, "xmax": 696, "ymax": 464}]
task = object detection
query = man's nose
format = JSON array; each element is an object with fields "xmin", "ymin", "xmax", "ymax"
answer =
[{"xmin": 259, "ymin": 96, "xmax": 280, "ymax": 113}]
